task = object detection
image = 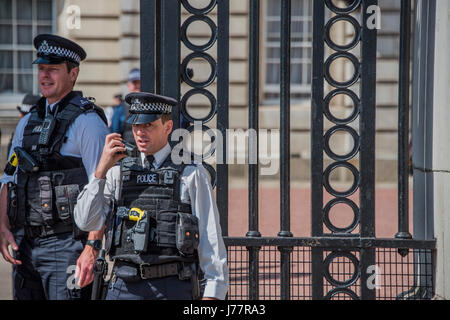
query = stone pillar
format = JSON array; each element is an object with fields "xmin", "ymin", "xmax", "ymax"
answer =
[
  {"xmin": 413, "ymin": 0, "xmax": 450, "ymax": 299},
  {"xmin": 430, "ymin": 0, "xmax": 450, "ymax": 299}
]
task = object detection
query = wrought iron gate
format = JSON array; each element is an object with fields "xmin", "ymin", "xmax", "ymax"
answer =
[{"xmin": 140, "ymin": 0, "xmax": 436, "ymax": 300}]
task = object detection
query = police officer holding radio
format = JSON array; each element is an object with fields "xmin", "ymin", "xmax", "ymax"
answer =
[
  {"xmin": 74, "ymin": 92, "xmax": 229, "ymax": 300},
  {"xmin": 0, "ymin": 34, "xmax": 109, "ymax": 300}
]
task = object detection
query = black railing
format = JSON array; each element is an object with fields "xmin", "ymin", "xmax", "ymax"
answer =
[
  {"xmin": 396, "ymin": 0, "xmax": 413, "ymax": 241},
  {"xmin": 140, "ymin": 0, "xmax": 436, "ymax": 300},
  {"xmin": 247, "ymin": 0, "xmax": 261, "ymax": 301}
]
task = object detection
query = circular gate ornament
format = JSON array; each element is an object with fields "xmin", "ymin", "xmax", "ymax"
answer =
[
  {"xmin": 181, "ymin": 15, "xmax": 217, "ymax": 52},
  {"xmin": 181, "ymin": 88, "xmax": 217, "ymax": 123},
  {"xmin": 323, "ymin": 197, "xmax": 360, "ymax": 234},
  {"xmin": 324, "ymin": 0, "xmax": 362, "ymax": 14},
  {"xmin": 324, "ymin": 287, "xmax": 360, "ymax": 300},
  {"xmin": 324, "ymin": 251, "xmax": 360, "ymax": 288},
  {"xmin": 324, "ymin": 88, "xmax": 360, "ymax": 125},
  {"xmin": 325, "ymin": 14, "xmax": 361, "ymax": 51},
  {"xmin": 323, "ymin": 161, "xmax": 360, "ymax": 197},
  {"xmin": 181, "ymin": 0, "xmax": 217, "ymax": 15},
  {"xmin": 324, "ymin": 125, "xmax": 360, "ymax": 161},
  {"xmin": 181, "ymin": 52, "xmax": 217, "ymax": 88},
  {"xmin": 324, "ymin": 51, "xmax": 361, "ymax": 88}
]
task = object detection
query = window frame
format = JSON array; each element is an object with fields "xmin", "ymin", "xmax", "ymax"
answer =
[
  {"xmin": 261, "ymin": 0, "xmax": 313, "ymax": 105},
  {"xmin": 0, "ymin": 0, "xmax": 56, "ymax": 96}
]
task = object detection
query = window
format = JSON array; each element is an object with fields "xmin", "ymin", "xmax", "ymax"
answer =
[
  {"xmin": 0, "ymin": 0, "xmax": 55, "ymax": 95},
  {"xmin": 263, "ymin": 0, "xmax": 313, "ymax": 103}
]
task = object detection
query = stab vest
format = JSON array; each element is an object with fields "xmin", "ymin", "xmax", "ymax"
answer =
[
  {"xmin": 106, "ymin": 155, "xmax": 198, "ymax": 266},
  {"xmin": 14, "ymin": 91, "xmax": 107, "ymax": 230}
]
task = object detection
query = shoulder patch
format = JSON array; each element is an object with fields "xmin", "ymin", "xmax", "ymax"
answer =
[
  {"xmin": 69, "ymin": 95, "xmax": 93, "ymax": 108},
  {"xmin": 65, "ymin": 95, "xmax": 108, "ymax": 126}
]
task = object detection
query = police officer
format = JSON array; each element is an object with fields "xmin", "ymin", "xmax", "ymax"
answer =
[
  {"xmin": 17, "ymin": 94, "xmax": 41, "ymax": 118},
  {"xmin": 74, "ymin": 92, "xmax": 229, "ymax": 300},
  {"xmin": 0, "ymin": 34, "xmax": 109, "ymax": 300},
  {"xmin": 120, "ymin": 68, "xmax": 141, "ymax": 146},
  {"xmin": 109, "ymin": 93, "xmax": 125, "ymax": 134}
]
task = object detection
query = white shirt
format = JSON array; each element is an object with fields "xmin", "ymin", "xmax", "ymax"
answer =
[
  {"xmin": 74, "ymin": 143, "xmax": 229, "ymax": 300},
  {"xmin": 0, "ymin": 98, "xmax": 109, "ymax": 187}
]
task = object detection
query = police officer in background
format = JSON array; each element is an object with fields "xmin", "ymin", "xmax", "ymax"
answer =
[
  {"xmin": 121, "ymin": 68, "xmax": 141, "ymax": 146},
  {"xmin": 17, "ymin": 94, "xmax": 42, "ymax": 118},
  {"xmin": 0, "ymin": 34, "xmax": 109, "ymax": 300},
  {"xmin": 74, "ymin": 92, "xmax": 229, "ymax": 300},
  {"xmin": 110, "ymin": 93, "xmax": 125, "ymax": 134}
]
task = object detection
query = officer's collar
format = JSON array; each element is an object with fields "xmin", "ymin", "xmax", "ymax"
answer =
[
  {"xmin": 45, "ymin": 99, "xmax": 60, "ymax": 115},
  {"xmin": 140, "ymin": 143, "xmax": 171, "ymax": 169},
  {"xmin": 43, "ymin": 91, "xmax": 83, "ymax": 116}
]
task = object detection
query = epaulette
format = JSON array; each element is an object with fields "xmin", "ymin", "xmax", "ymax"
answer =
[
  {"xmin": 68, "ymin": 95, "xmax": 108, "ymax": 126},
  {"xmin": 69, "ymin": 95, "xmax": 94, "ymax": 109}
]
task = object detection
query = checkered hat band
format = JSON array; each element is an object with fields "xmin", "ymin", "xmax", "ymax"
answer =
[
  {"xmin": 38, "ymin": 41, "xmax": 81, "ymax": 63},
  {"xmin": 130, "ymin": 101, "xmax": 172, "ymax": 113}
]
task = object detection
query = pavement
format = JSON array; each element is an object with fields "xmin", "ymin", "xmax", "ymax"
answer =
[
  {"xmin": 0, "ymin": 182, "xmax": 409, "ymax": 300},
  {"xmin": 0, "ymin": 260, "xmax": 12, "ymax": 300}
]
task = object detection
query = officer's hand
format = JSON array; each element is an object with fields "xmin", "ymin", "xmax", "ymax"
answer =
[
  {"xmin": 0, "ymin": 223, "xmax": 21, "ymax": 265},
  {"xmin": 75, "ymin": 245, "xmax": 98, "ymax": 288},
  {"xmin": 95, "ymin": 133, "xmax": 127, "ymax": 179}
]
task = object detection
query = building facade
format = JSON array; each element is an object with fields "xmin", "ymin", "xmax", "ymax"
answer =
[
  {"xmin": 1, "ymin": 0, "xmax": 450, "ymax": 300},
  {"xmin": 0, "ymin": 0, "xmax": 406, "ymax": 182}
]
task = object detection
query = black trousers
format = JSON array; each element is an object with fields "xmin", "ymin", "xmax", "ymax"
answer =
[{"xmin": 106, "ymin": 273, "xmax": 192, "ymax": 300}]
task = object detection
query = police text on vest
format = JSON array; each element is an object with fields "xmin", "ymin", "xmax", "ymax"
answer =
[{"xmin": 136, "ymin": 173, "xmax": 158, "ymax": 184}]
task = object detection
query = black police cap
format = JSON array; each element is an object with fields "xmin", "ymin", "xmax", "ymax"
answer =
[
  {"xmin": 32, "ymin": 34, "xmax": 86, "ymax": 65},
  {"xmin": 17, "ymin": 93, "xmax": 41, "ymax": 114},
  {"xmin": 125, "ymin": 92, "xmax": 177, "ymax": 125}
]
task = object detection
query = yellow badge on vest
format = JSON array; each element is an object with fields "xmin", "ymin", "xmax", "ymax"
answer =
[
  {"xmin": 128, "ymin": 208, "xmax": 145, "ymax": 222},
  {"xmin": 4, "ymin": 152, "xmax": 18, "ymax": 175}
]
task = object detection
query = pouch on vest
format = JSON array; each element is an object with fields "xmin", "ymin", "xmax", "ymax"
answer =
[
  {"xmin": 131, "ymin": 211, "xmax": 150, "ymax": 253},
  {"xmin": 114, "ymin": 217, "xmax": 123, "ymax": 247},
  {"xmin": 6, "ymin": 182, "xmax": 18, "ymax": 227},
  {"xmin": 176, "ymin": 213, "xmax": 199, "ymax": 256},
  {"xmin": 114, "ymin": 263, "xmax": 140, "ymax": 282},
  {"xmin": 156, "ymin": 212, "xmax": 177, "ymax": 247},
  {"xmin": 104, "ymin": 207, "xmax": 115, "ymax": 254},
  {"xmin": 55, "ymin": 184, "xmax": 79, "ymax": 225},
  {"xmin": 38, "ymin": 176, "xmax": 54, "ymax": 225}
]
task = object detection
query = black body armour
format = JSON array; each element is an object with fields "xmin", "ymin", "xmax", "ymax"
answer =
[
  {"xmin": 105, "ymin": 156, "xmax": 199, "ymax": 266},
  {"xmin": 13, "ymin": 91, "xmax": 107, "ymax": 237}
]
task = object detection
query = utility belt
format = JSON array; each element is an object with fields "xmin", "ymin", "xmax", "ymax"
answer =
[
  {"xmin": 24, "ymin": 222, "xmax": 74, "ymax": 239},
  {"xmin": 34, "ymin": 179, "xmax": 82, "ymax": 226},
  {"xmin": 113, "ymin": 260, "xmax": 195, "ymax": 282}
]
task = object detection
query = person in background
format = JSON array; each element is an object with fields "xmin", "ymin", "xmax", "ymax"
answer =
[
  {"xmin": 17, "ymin": 94, "xmax": 41, "ymax": 119},
  {"xmin": 121, "ymin": 68, "xmax": 141, "ymax": 145},
  {"xmin": 104, "ymin": 106, "xmax": 114, "ymax": 129},
  {"xmin": 110, "ymin": 94, "xmax": 125, "ymax": 135}
]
